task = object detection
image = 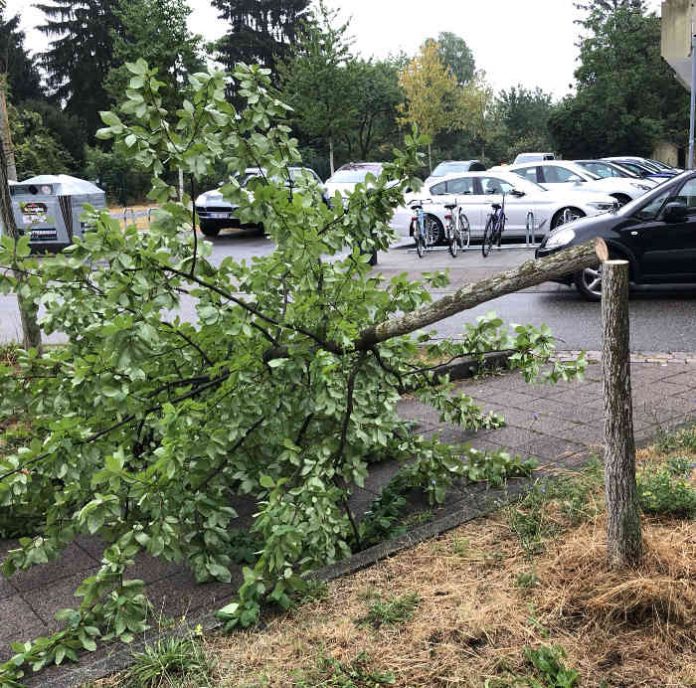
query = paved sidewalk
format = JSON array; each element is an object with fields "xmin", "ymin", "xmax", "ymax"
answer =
[{"xmin": 1, "ymin": 356, "xmax": 695, "ymax": 684}]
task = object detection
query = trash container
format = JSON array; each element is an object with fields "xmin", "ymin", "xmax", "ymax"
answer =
[{"xmin": 6, "ymin": 174, "xmax": 107, "ymax": 253}]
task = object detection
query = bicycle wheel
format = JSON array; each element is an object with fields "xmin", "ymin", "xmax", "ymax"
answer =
[
  {"xmin": 458, "ymin": 209, "xmax": 470, "ymax": 251},
  {"xmin": 496, "ymin": 214, "xmax": 505, "ymax": 247},
  {"xmin": 482, "ymin": 215, "xmax": 495, "ymax": 257},
  {"xmin": 447, "ymin": 219, "xmax": 458, "ymax": 257},
  {"xmin": 416, "ymin": 229, "xmax": 425, "ymax": 258}
]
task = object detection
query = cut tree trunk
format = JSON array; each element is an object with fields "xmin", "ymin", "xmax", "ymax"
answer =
[
  {"xmin": 602, "ymin": 259, "xmax": 642, "ymax": 567},
  {"xmin": 357, "ymin": 239, "xmax": 606, "ymax": 349}
]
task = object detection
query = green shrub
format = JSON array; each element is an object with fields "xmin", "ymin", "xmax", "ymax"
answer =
[
  {"xmin": 638, "ymin": 465, "xmax": 696, "ymax": 518},
  {"xmin": 523, "ymin": 644, "xmax": 579, "ymax": 688}
]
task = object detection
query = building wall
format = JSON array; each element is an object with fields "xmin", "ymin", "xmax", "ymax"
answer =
[
  {"xmin": 662, "ymin": 0, "xmax": 694, "ymax": 89},
  {"xmin": 653, "ymin": 140, "xmax": 682, "ymax": 166}
]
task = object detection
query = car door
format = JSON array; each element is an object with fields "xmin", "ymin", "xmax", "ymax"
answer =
[
  {"xmin": 624, "ymin": 181, "xmax": 696, "ymax": 280},
  {"xmin": 477, "ymin": 175, "xmax": 523, "ymax": 236},
  {"xmin": 538, "ymin": 164, "xmax": 587, "ymax": 192},
  {"xmin": 444, "ymin": 176, "xmax": 481, "ymax": 229}
]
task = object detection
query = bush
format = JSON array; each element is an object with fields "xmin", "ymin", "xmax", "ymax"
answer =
[{"xmin": 638, "ymin": 463, "xmax": 696, "ymax": 518}]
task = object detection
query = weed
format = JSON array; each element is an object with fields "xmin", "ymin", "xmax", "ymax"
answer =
[
  {"xmin": 452, "ymin": 537, "xmax": 470, "ymax": 556},
  {"xmin": 122, "ymin": 634, "xmax": 214, "ymax": 688},
  {"xmin": 356, "ymin": 592, "xmax": 420, "ymax": 629},
  {"xmin": 293, "ymin": 651, "xmax": 395, "ymax": 687},
  {"xmin": 516, "ymin": 571, "xmax": 540, "ymax": 589},
  {"xmin": 523, "ymin": 644, "xmax": 579, "ymax": 687},
  {"xmin": 507, "ymin": 485, "xmax": 559, "ymax": 557},
  {"xmin": 655, "ymin": 425, "xmax": 696, "ymax": 454},
  {"xmin": 666, "ymin": 455, "xmax": 694, "ymax": 478},
  {"xmin": 637, "ymin": 465, "xmax": 696, "ymax": 518},
  {"xmin": 402, "ymin": 509, "xmax": 433, "ymax": 527},
  {"xmin": 293, "ymin": 579, "xmax": 329, "ymax": 605}
]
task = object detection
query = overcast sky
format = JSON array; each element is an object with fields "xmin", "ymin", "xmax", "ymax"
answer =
[{"xmin": 8, "ymin": 0, "xmax": 663, "ymax": 99}]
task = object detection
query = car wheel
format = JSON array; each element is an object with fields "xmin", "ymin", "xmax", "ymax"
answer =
[
  {"xmin": 574, "ymin": 264, "xmax": 603, "ymax": 301},
  {"xmin": 200, "ymin": 222, "xmax": 220, "ymax": 237},
  {"xmin": 551, "ymin": 207, "xmax": 585, "ymax": 229},
  {"xmin": 612, "ymin": 193, "xmax": 632, "ymax": 206},
  {"xmin": 425, "ymin": 214, "xmax": 445, "ymax": 244}
]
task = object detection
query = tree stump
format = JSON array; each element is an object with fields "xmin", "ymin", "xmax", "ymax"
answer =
[{"xmin": 602, "ymin": 259, "xmax": 642, "ymax": 567}]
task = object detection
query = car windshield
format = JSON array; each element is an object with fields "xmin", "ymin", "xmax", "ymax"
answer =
[
  {"xmin": 577, "ymin": 161, "xmax": 632, "ymax": 179},
  {"xmin": 432, "ymin": 162, "xmax": 474, "ymax": 176}
]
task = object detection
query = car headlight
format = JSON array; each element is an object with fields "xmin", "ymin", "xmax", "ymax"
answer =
[
  {"xmin": 630, "ymin": 183, "xmax": 651, "ymax": 191},
  {"xmin": 587, "ymin": 201, "xmax": 616, "ymax": 211},
  {"xmin": 545, "ymin": 227, "xmax": 576, "ymax": 249}
]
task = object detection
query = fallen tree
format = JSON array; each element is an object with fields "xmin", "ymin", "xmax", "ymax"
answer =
[{"xmin": 0, "ymin": 61, "xmax": 598, "ymax": 683}]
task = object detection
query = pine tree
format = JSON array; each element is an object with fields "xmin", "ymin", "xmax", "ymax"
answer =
[
  {"xmin": 0, "ymin": 13, "xmax": 43, "ymax": 102},
  {"xmin": 36, "ymin": 0, "xmax": 122, "ymax": 137},
  {"xmin": 213, "ymin": 0, "xmax": 312, "ymax": 78}
]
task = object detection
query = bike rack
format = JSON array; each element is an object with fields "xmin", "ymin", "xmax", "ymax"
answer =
[
  {"xmin": 525, "ymin": 210, "xmax": 538, "ymax": 247},
  {"xmin": 121, "ymin": 207, "xmax": 136, "ymax": 228}
]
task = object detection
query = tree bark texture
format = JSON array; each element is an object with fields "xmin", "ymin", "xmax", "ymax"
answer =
[
  {"xmin": 357, "ymin": 239, "xmax": 606, "ymax": 349},
  {"xmin": 602, "ymin": 259, "xmax": 642, "ymax": 567},
  {"xmin": 0, "ymin": 117, "xmax": 42, "ymax": 352},
  {"xmin": 0, "ymin": 78, "xmax": 17, "ymax": 182}
]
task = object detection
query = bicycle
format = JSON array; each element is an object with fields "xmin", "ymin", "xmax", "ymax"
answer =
[
  {"xmin": 409, "ymin": 199, "xmax": 438, "ymax": 258},
  {"xmin": 443, "ymin": 198, "xmax": 470, "ymax": 257},
  {"xmin": 482, "ymin": 192, "xmax": 506, "ymax": 258}
]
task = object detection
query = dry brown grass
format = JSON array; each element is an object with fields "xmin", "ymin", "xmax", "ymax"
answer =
[{"xmin": 203, "ymin": 479, "xmax": 696, "ymax": 687}]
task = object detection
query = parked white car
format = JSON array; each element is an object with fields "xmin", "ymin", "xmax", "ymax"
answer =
[
  {"xmin": 502, "ymin": 160, "xmax": 653, "ymax": 205},
  {"xmin": 195, "ymin": 166, "xmax": 324, "ymax": 236},
  {"xmin": 404, "ymin": 170, "xmax": 618, "ymax": 242},
  {"xmin": 324, "ymin": 162, "xmax": 385, "ymax": 201},
  {"xmin": 423, "ymin": 159, "xmax": 485, "ymax": 187}
]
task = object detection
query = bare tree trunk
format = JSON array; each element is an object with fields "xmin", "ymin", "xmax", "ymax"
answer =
[
  {"xmin": 0, "ymin": 81, "xmax": 17, "ymax": 182},
  {"xmin": 602, "ymin": 259, "xmax": 641, "ymax": 567},
  {"xmin": 0, "ymin": 78, "xmax": 42, "ymax": 352},
  {"xmin": 329, "ymin": 138, "xmax": 335, "ymax": 176},
  {"xmin": 357, "ymin": 239, "xmax": 606, "ymax": 349},
  {"xmin": 428, "ymin": 142, "xmax": 432, "ymax": 173}
]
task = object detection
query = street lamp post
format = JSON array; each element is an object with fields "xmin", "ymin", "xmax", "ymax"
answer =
[{"xmin": 689, "ymin": 31, "xmax": 696, "ymax": 169}]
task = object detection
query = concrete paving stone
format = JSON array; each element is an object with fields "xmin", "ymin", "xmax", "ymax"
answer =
[
  {"xmin": 658, "ymin": 369, "xmax": 696, "ymax": 386},
  {"xmin": 631, "ymin": 380, "xmax": 694, "ymax": 398},
  {"xmin": 0, "ymin": 595, "xmax": 47, "ymax": 661},
  {"xmin": 10, "ymin": 543, "xmax": 98, "ymax": 593},
  {"xmin": 146, "ymin": 570, "xmax": 239, "ymax": 621},
  {"xmin": 25, "ymin": 571, "xmax": 93, "ymax": 630},
  {"xmin": 520, "ymin": 436, "xmax": 587, "ymax": 463},
  {"xmin": 361, "ymin": 459, "xmax": 403, "ymax": 497},
  {"xmin": 128, "ymin": 553, "xmax": 184, "ymax": 585},
  {"xmin": 396, "ymin": 398, "xmax": 443, "ymax": 428},
  {"xmin": 475, "ymin": 389, "xmax": 542, "ymax": 411},
  {"xmin": 483, "ymin": 425, "xmax": 543, "ymax": 452},
  {"xmin": 73, "ymin": 535, "xmax": 107, "ymax": 562}
]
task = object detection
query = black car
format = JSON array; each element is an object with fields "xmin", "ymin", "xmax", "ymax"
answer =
[{"xmin": 536, "ymin": 170, "xmax": 696, "ymax": 300}]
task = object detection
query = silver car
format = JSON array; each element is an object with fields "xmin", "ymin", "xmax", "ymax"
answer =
[{"xmin": 195, "ymin": 166, "xmax": 324, "ymax": 237}]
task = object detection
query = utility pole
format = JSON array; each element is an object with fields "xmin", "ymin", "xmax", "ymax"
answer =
[{"xmin": 689, "ymin": 30, "xmax": 696, "ymax": 169}]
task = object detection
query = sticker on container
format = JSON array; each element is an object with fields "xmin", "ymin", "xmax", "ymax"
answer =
[{"xmin": 20, "ymin": 202, "xmax": 49, "ymax": 225}]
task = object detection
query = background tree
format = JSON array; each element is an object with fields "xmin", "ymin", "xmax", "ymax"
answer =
[
  {"xmin": 549, "ymin": 3, "xmax": 688, "ymax": 158},
  {"xmin": 434, "ymin": 31, "xmax": 475, "ymax": 85},
  {"xmin": 278, "ymin": 2, "xmax": 356, "ymax": 174},
  {"xmin": 0, "ymin": 12, "xmax": 43, "ymax": 103},
  {"xmin": 341, "ymin": 59, "xmax": 403, "ymax": 162},
  {"xmin": 213, "ymin": 0, "xmax": 311, "ymax": 85},
  {"xmin": 10, "ymin": 104, "xmax": 75, "ymax": 178},
  {"xmin": 399, "ymin": 41, "xmax": 460, "ymax": 171},
  {"xmin": 36, "ymin": 0, "xmax": 122, "ymax": 139},
  {"xmin": 106, "ymin": 0, "xmax": 203, "ymax": 106},
  {"xmin": 494, "ymin": 85, "xmax": 555, "ymax": 161}
]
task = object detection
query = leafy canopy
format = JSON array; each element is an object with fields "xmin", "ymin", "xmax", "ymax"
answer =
[{"xmin": 0, "ymin": 59, "xmax": 584, "ymax": 684}]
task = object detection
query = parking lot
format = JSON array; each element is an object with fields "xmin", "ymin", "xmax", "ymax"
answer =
[{"xmin": 2, "ymin": 229, "xmax": 696, "ymax": 352}]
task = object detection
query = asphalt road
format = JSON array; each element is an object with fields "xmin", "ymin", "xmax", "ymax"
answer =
[{"xmin": 2, "ymin": 229, "xmax": 695, "ymax": 352}]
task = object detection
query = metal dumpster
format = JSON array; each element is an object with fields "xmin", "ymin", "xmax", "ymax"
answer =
[{"xmin": 7, "ymin": 174, "xmax": 107, "ymax": 252}]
